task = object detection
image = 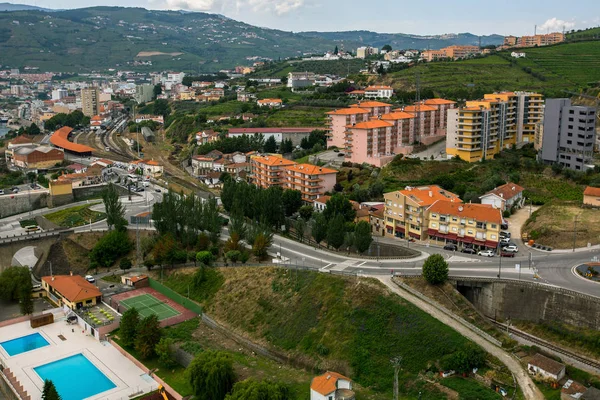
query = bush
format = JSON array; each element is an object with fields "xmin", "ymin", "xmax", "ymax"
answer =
[
  {"xmin": 226, "ymin": 250, "xmax": 241, "ymax": 263},
  {"xmin": 187, "ymin": 350, "xmax": 235, "ymax": 400},
  {"xmin": 155, "ymin": 337, "xmax": 177, "ymax": 369},
  {"xmin": 196, "ymin": 251, "xmax": 214, "ymax": 266},
  {"xmin": 422, "ymin": 254, "xmax": 449, "ymax": 285},
  {"xmin": 89, "ymin": 230, "xmax": 132, "ymax": 268},
  {"xmin": 119, "ymin": 258, "xmax": 133, "ymax": 270}
]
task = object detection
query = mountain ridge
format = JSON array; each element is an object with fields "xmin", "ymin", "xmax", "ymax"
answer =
[{"xmin": 0, "ymin": 5, "xmax": 505, "ymax": 72}]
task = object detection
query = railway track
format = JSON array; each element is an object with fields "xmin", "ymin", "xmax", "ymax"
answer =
[{"xmin": 487, "ymin": 318, "xmax": 600, "ymax": 370}]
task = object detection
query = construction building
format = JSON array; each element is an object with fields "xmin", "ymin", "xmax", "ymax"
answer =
[{"xmin": 81, "ymin": 87, "xmax": 100, "ymax": 117}]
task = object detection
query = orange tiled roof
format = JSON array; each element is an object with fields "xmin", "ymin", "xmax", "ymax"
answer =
[
  {"xmin": 403, "ymin": 104, "xmax": 438, "ymax": 112},
  {"xmin": 145, "ymin": 160, "xmax": 161, "ymax": 166},
  {"xmin": 257, "ymin": 98, "xmax": 282, "ymax": 103},
  {"xmin": 350, "ymin": 101, "xmax": 391, "ymax": 108},
  {"xmin": 429, "ymin": 201, "xmax": 502, "ymax": 224},
  {"xmin": 91, "ymin": 115, "xmax": 102, "ymax": 121},
  {"xmin": 365, "ymin": 85, "xmax": 393, "ymax": 90},
  {"xmin": 326, "ymin": 108, "xmax": 369, "ymax": 115},
  {"xmin": 381, "ymin": 111, "xmax": 415, "ymax": 121},
  {"xmin": 252, "ymin": 156, "xmax": 296, "ymax": 167},
  {"xmin": 424, "ymin": 98, "xmax": 456, "ymax": 105},
  {"xmin": 285, "ymin": 163, "xmax": 337, "ymax": 175},
  {"xmin": 584, "ymin": 186, "xmax": 600, "ymax": 197},
  {"xmin": 50, "ymin": 126, "xmax": 94, "ymax": 154},
  {"xmin": 9, "ymin": 135, "xmax": 34, "ymax": 145},
  {"xmin": 41, "ymin": 275, "xmax": 101, "ymax": 303},
  {"xmin": 311, "ymin": 371, "xmax": 352, "ymax": 396},
  {"xmin": 483, "ymin": 182, "xmax": 524, "ymax": 200},
  {"xmin": 314, "ymin": 195, "xmax": 331, "ymax": 204},
  {"xmin": 393, "ymin": 185, "xmax": 461, "ymax": 207},
  {"xmin": 349, "ymin": 120, "xmax": 393, "ymax": 129}
]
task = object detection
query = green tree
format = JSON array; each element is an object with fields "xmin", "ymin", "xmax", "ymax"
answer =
[
  {"xmin": 422, "ymin": 254, "xmax": 449, "ymax": 285},
  {"xmin": 153, "ymin": 84, "xmax": 162, "ymax": 100},
  {"xmin": 19, "ymin": 285, "xmax": 33, "ymax": 315},
  {"xmin": 102, "ymin": 183, "xmax": 127, "ymax": 231},
  {"xmin": 326, "ymin": 214, "xmax": 346, "ymax": 249},
  {"xmin": 354, "ymin": 221, "xmax": 373, "ymax": 253},
  {"xmin": 119, "ymin": 258, "xmax": 133, "ymax": 270},
  {"xmin": 282, "ymin": 189, "xmax": 303, "ymax": 217},
  {"xmin": 42, "ymin": 380, "xmax": 62, "ymax": 400},
  {"xmin": 252, "ymin": 232, "xmax": 271, "ymax": 260},
  {"xmin": 155, "ymin": 337, "xmax": 177, "ymax": 369},
  {"xmin": 27, "ymin": 123, "xmax": 41, "ymax": 135},
  {"xmin": 119, "ymin": 307, "xmax": 140, "ymax": 348},
  {"xmin": 311, "ymin": 213, "xmax": 328, "ymax": 245},
  {"xmin": 0, "ymin": 266, "xmax": 31, "ymax": 302},
  {"xmin": 263, "ymin": 136, "xmax": 277, "ymax": 153},
  {"xmin": 382, "ymin": 44, "xmax": 392, "ymax": 52},
  {"xmin": 295, "ymin": 218, "xmax": 306, "ymax": 242},
  {"xmin": 153, "ymin": 99, "xmax": 171, "ymax": 119},
  {"xmin": 196, "ymin": 251, "xmax": 214, "ymax": 266},
  {"xmin": 280, "ymin": 138, "xmax": 293, "ymax": 154},
  {"xmin": 225, "ymin": 379, "xmax": 290, "ymax": 400},
  {"xmin": 187, "ymin": 350, "xmax": 235, "ymax": 400},
  {"xmin": 323, "ymin": 194, "xmax": 356, "ymax": 222},
  {"xmin": 298, "ymin": 205, "xmax": 313, "ymax": 221},
  {"xmin": 89, "ymin": 230, "xmax": 132, "ymax": 268},
  {"xmin": 135, "ymin": 314, "xmax": 162, "ymax": 359}
]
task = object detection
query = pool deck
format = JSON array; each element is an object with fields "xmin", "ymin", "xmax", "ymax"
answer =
[{"xmin": 0, "ymin": 311, "xmax": 158, "ymax": 400}]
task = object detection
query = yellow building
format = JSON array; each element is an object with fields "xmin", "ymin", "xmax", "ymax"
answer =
[
  {"xmin": 41, "ymin": 275, "xmax": 102, "ymax": 310},
  {"xmin": 383, "ymin": 185, "xmax": 461, "ymax": 240},
  {"xmin": 446, "ymin": 91, "xmax": 542, "ymax": 162},
  {"xmin": 427, "ymin": 202, "xmax": 502, "ymax": 250}
]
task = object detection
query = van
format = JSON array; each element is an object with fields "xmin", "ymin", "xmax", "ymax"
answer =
[{"xmin": 25, "ymin": 225, "xmax": 40, "ymax": 233}]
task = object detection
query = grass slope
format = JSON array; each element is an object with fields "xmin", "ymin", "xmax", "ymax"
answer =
[
  {"xmin": 159, "ymin": 267, "xmax": 480, "ymax": 398},
  {"xmin": 43, "ymin": 203, "xmax": 105, "ymax": 227}
]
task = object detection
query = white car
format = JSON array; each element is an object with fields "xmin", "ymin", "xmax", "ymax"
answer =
[
  {"xmin": 500, "ymin": 237, "xmax": 511, "ymax": 244},
  {"xmin": 478, "ymin": 250, "xmax": 495, "ymax": 257},
  {"xmin": 502, "ymin": 245, "xmax": 519, "ymax": 253},
  {"xmin": 85, "ymin": 275, "xmax": 95, "ymax": 283}
]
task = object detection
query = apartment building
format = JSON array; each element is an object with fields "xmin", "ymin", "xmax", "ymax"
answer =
[
  {"xmin": 446, "ymin": 91, "xmax": 543, "ymax": 162},
  {"xmin": 538, "ymin": 99, "xmax": 596, "ymax": 171},
  {"xmin": 287, "ymin": 72, "xmax": 316, "ymax": 90},
  {"xmin": 380, "ymin": 110, "xmax": 416, "ymax": 153},
  {"xmin": 403, "ymin": 104, "xmax": 439, "ymax": 145},
  {"xmin": 428, "ymin": 202, "xmax": 502, "ymax": 249},
  {"xmin": 326, "ymin": 107, "xmax": 370, "ymax": 148},
  {"xmin": 356, "ymin": 46, "xmax": 379, "ymax": 59},
  {"xmin": 383, "ymin": 185, "xmax": 461, "ymax": 240},
  {"xmin": 513, "ymin": 32, "xmax": 565, "ymax": 47},
  {"xmin": 81, "ymin": 87, "xmax": 100, "ymax": 117},
  {"xmin": 421, "ymin": 49, "xmax": 448, "ymax": 62},
  {"xmin": 443, "ymin": 45, "xmax": 481, "ymax": 59},
  {"xmin": 424, "ymin": 98, "xmax": 457, "ymax": 133},
  {"xmin": 251, "ymin": 156, "xmax": 297, "ymax": 189},
  {"xmin": 134, "ymin": 84, "xmax": 154, "ymax": 103},
  {"xmin": 284, "ymin": 164, "xmax": 337, "ymax": 202}
]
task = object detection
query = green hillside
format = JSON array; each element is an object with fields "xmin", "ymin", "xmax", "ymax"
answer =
[
  {"xmin": 380, "ymin": 41, "xmax": 600, "ymax": 99},
  {"xmin": 159, "ymin": 267, "xmax": 507, "ymax": 398}
]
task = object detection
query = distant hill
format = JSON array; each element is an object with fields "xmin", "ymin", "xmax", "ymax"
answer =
[
  {"xmin": 0, "ymin": 6, "xmax": 506, "ymax": 73},
  {"xmin": 0, "ymin": 2, "xmax": 53, "ymax": 11},
  {"xmin": 300, "ymin": 30, "xmax": 504, "ymax": 50}
]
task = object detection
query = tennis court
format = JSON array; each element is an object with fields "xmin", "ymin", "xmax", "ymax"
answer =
[{"xmin": 119, "ymin": 293, "xmax": 180, "ymax": 321}]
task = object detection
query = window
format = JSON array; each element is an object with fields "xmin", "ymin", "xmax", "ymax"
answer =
[
  {"xmin": 431, "ymin": 223, "xmax": 437, "ymax": 228},
  {"xmin": 452, "ymin": 217, "xmax": 458, "ymax": 222},
  {"xmin": 431, "ymin": 213, "xmax": 438, "ymax": 218},
  {"xmin": 467, "ymin": 230, "xmax": 473, "ymax": 235}
]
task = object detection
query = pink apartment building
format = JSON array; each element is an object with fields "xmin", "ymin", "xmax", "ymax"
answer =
[
  {"xmin": 424, "ymin": 98, "xmax": 457, "ymax": 133},
  {"xmin": 284, "ymin": 163, "xmax": 337, "ymax": 202},
  {"xmin": 326, "ymin": 107, "xmax": 370, "ymax": 148}
]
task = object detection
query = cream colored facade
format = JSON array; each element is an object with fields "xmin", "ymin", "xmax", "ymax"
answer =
[{"xmin": 81, "ymin": 87, "xmax": 100, "ymax": 117}]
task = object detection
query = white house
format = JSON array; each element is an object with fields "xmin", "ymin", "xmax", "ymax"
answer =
[
  {"xmin": 310, "ymin": 371, "xmax": 354, "ymax": 400},
  {"xmin": 479, "ymin": 182, "xmax": 525, "ymax": 212},
  {"xmin": 257, "ymin": 98, "xmax": 283, "ymax": 108},
  {"xmin": 313, "ymin": 195, "xmax": 330, "ymax": 213},
  {"xmin": 364, "ymin": 85, "xmax": 394, "ymax": 99},
  {"xmin": 511, "ymin": 52, "xmax": 526, "ymax": 58},
  {"xmin": 287, "ymin": 72, "xmax": 316, "ymax": 90},
  {"xmin": 527, "ymin": 354, "xmax": 566, "ymax": 382}
]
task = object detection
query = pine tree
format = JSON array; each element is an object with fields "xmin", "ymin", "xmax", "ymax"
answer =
[
  {"xmin": 135, "ymin": 314, "xmax": 162, "ymax": 359},
  {"xmin": 42, "ymin": 380, "xmax": 61, "ymax": 400}
]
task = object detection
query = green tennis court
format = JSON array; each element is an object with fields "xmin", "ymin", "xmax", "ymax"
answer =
[{"xmin": 119, "ymin": 293, "xmax": 180, "ymax": 321}]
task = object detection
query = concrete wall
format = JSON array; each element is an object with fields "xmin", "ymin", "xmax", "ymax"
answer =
[
  {"xmin": 456, "ymin": 279, "xmax": 600, "ymax": 330},
  {"xmin": 0, "ymin": 192, "xmax": 48, "ymax": 218}
]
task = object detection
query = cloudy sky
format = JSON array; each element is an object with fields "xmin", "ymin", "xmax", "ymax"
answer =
[{"xmin": 16, "ymin": 0, "xmax": 600, "ymax": 35}]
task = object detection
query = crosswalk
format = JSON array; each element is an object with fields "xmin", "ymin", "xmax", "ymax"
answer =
[{"xmin": 320, "ymin": 259, "xmax": 367, "ymax": 273}]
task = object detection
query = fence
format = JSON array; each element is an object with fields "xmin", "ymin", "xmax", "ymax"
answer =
[{"xmin": 148, "ymin": 277, "xmax": 203, "ymax": 315}]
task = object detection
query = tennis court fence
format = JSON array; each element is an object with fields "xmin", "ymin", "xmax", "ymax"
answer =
[{"xmin": 148, "ymin": 278, "xmax": 203, "ymax": 315}]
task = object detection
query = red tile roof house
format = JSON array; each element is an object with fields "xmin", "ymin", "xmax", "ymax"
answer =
[
  {"xmin": 310, "ymin": 371, "xmax": 354, "ymax": 400},
  {"xmin": 479, "ymin": 182, "xmax": 525, "ymax": 212}
]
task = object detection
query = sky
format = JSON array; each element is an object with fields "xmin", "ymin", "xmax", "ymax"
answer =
[{"xmin": 14, "ymin": 0, "xmax": 600, "ymax": 35}]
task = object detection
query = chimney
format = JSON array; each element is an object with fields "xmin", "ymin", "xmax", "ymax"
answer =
[
  {"xmin": 500, "ymin": 193, "xmax": 503, "ymax": 198},
  {"xmin": 429, "ymin": 191, "xmax": 433, "ymax": 197},
  {"xmin": 70, "ymin": 271, "xmax": 73, "ymax": 276}
]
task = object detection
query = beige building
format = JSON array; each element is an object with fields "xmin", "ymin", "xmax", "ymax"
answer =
[
  {"xmin": 428, "ymin": 202, "xmax": 502, "ymax": 249},
  {"xmin": 81, "ymin": 87, "xmax": 100, "ymax": 117},
  {"xmin": 383, "ymin": 185, "xmax": 461, "ymax": 240},
  {"xmin": 41, "ymin": 275, "xmax": 102, "ymax": 310},
  {"xmin": 251, "ymin": 156, "xmax": 297, "ymax": 189},
  {"xmin": 284, "ymin": 163, "xmax": 337, "ymax": 203}
]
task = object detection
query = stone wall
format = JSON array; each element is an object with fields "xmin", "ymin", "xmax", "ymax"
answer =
[
  {"xmin": 455, "ymin": 279, "xmax": 600, "ymax": 330},
  {"xmin": 0, "ymin": 192, "xmax": 47, "ymax": 218}
]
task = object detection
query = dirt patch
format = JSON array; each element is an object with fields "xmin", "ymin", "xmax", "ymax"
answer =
[
  {"xmin": 136, "ymin": 51, "xmax": 184, "ymax": 57},
  {"xmin": 523, "ymin": 203, "xmax": 600, "ymax": 248}
]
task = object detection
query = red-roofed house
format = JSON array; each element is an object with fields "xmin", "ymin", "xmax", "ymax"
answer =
[
  {"xmin": 480, "ymin": 182, "xmax": 525, "ymax": 211},
  {"xmin": 310, "ymin": 371, "xmax": 354, "ymax": 400},
  {"xmin": 583, "ymin": 186, "xmax": 600, "ymax": 207},
  {"xmin": 41, "ymin": 275, "xmax": 102, "ymax": 310},
  {"xmin": 257, "ymin": 98, "xmax": 283, "ymax": 108}
]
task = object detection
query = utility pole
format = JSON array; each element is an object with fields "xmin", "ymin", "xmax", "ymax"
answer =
[
  {"xmin": 498, "ymin": 244, "xmax": 502, "ymax": 278},
  {"xmin": 391, "ymin": 356, "xmax": 402, "ymax": 400},
  {"xmin": 573, "ymin": 216, "xmax": 578, "ymax": 252},
  {"xmin": 414, "ymin": 72, "xmax": 421, "ymax": 144}
]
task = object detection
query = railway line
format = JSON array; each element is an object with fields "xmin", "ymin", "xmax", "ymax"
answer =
[
  {"xmin": 74, "ymin": 117, "xmax": 132, "ymax": 162},
  {"xmin": 488, "ymin": 319, "xmax": 600, "ymax": 371}
]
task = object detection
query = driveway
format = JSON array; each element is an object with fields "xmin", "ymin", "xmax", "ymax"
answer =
[{"xmin": 506, "ymin": 205, "xmax": 540, "ymax": 244}]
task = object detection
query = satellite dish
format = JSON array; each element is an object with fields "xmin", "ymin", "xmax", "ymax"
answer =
[{"xmin": 458, "ymin": 206, "xmax": 464, "ymax": 212}]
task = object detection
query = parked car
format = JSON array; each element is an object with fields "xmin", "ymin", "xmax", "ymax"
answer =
[
  {"xmin": 501, "ymin": 223, "xmax": 509, "ymax": 230},
  {"xmin": 500, "ymin": 251, "xmax": 515, "ymax": 258},
  {"xmin": 155, "ymin": 188, "xmax": 162, "ymax": 193},
  {"xmin": 478, "ymin": 250, "xmax": 495, "ymax": 257},
  {"xmin": 443, "ymin": 244, "xmax": 458, "ymax": 251},
  {"xmin": 337, "ymin": 153, "xmax": 345, "ymax": 157},
  {"xmin": 461, "ymin": 247, "xmax": 477, "ymax": 254},
  {"xmin": 11, "ymin": 187, "xmax": 19, "ymax": 193},
  {"xmin": 500, "ymin": 231, "xmax": 511, "ymax": 238},
  {"xmin": 0, "ymin": 189, "xmax": 4, "ymax": 195},
  {"xmin": 500, "ymin": 237, "xmax": 511, "ymax": 244},
  {"xmin": 84, "ymin": 275, "xmax": 95, "ymax": 283},
  {"xmin": 502, "ymin": 245, "xmax": 519, "ymax": 253},
  {"xmin": 135, "ymin": 187, "xmax": 144, "ymax": 192}
]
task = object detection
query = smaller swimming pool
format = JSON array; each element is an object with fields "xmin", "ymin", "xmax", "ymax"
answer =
[
  {"xmin": 34, "ymin": 353, "xmax": 116, "ymax": 400},
  {"xmin": 0, "ymin": 333, "xmax": 49, "ymax": 356}
]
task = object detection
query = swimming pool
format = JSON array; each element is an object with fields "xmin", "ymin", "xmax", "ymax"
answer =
[
  {"xmin": 0, "ymin": 333, "xmax": 49, "ymax": 356},
  {"xmin": 34, "ymin": 353, "xmax": 116, "ymax": 400}
]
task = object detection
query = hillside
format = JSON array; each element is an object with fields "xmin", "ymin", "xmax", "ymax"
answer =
[
  {"xmin": 158, "ymin": 267, "xmax": 509, "ymax": 398},
  {"xmin": 300, "ymin": 30, "xmax": 504, "ymax": 50},
  {"xmin": 379, "ymin": 41, "xmax": 600, "ymax": 98},
  {"xmin": 0, "ymin": 2, "xmax": 53, "ymax": 11}
]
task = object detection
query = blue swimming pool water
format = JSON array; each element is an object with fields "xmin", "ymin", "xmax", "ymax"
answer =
[
  {"xmin": 34, "ymin": 353, "xmax": 116, "ymax": 400},
  {"xmin": 0, "ymin": 333, "xmax": 49, "ymax": 356}
]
